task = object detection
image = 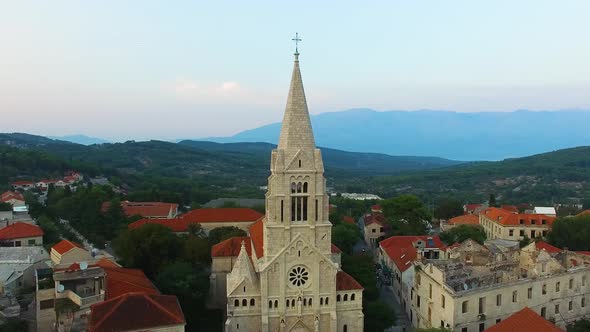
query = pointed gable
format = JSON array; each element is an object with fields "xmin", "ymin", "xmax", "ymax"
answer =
[{"xmin": 227, "ymin": 240, "xmax": 258, "ymax": 295}]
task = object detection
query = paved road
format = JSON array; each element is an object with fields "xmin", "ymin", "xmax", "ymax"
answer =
[{"xmin": 379, "ymin": 283, "xmax": 413, "ymax": 332}]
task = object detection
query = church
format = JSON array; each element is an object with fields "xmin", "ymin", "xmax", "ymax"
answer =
[{"xmin": 209, "ymin": 45, "xmax": 364, "ymax": 331}]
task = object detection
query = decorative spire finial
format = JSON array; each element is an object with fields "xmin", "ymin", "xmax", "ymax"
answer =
[{"xmin": 292, "ymin": 32, "xmax": 302, "ymax": 57}]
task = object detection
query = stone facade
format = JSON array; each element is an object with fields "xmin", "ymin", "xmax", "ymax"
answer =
[
  {"xmin": 219, "ymin": 53, "xmax": 364, "ymax": 332},
  {"xmin": 479, "ymin": 207, "xmax": 554, "ymax": 241}
]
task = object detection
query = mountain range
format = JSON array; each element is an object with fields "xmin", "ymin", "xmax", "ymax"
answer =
[{"xmin": 202, "ymin": 109, "xmax": 590, "ymax": 161}]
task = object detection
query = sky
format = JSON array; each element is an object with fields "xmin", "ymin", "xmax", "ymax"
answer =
[{"xmin": 1, "ymin": 0, "xmax": 589, "ymax": 141}]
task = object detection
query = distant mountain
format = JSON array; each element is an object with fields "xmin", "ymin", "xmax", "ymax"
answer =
[
  {"xmin": 48, "ymin": 134, "xmax": 110, "ymax": 145},
  {"xmin": 201, "ymin": 109, "xmax": 590, "ymax": 161}
]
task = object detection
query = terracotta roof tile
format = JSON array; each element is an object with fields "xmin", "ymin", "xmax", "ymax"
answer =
[
  {"xmin": 379, "ymin": 235, "xmax": 446, "ymax": 272},
  {"xmin": 483, "ymin": 307, "xmax": 561, "ymax": 332},
  {"xmin": 100, "ymin": 266, "xmax": 159, "ymax": 300},
  {"xmin": 464, "ymin": 204, "xmax": 482, "ymax": 212},
  {"xmin": 336, "ymin": 271, "xmax": 363, "ymax": 291},
  {"xmin": 52, "ymin": 239, "xmax": 84, "ymax": 255},
  {"xmin": 341, "ymin": 216, "xmax": 355, "ymax": 225},
  {"xmin": 448, "ymin": 214, "xmax": 479, "ymax": 225},
  {"xmin": 500, "ymin": 205, "xmax": 519, "ymax": 213},
  {"xmin": 1, "ymin": 191, "xmax": 25, "ymax": 203},
  {"xmin": 11, "ymin": 181, "xmax": 35, "ymax": 186},
  {"xmin": 88, "ymin": 293, "xmax": 184, "ymax": 332},
  {"xmin": 577, "ymin": 209, "xmax": 590, "ymax": 217},
  {"xmin": 249, "ymin": 217, "xmax": 264, "ymax": 258},
  {"xmin": 0, "ymin": 222, "xmax": 43, "ymax": 240},
  {"xmin": 481, "ymin": 207, "xmax": 556, "ymax": 226},
  {"xmin": 331, "ymin": 244, "xmax": 342, "ymax": 254},
  {"xmin": 364, "ymin": 213, "xmax": 385, "ymax": 226},
  {"xmin": 127, "ymin": 218, "xmax": 193, "ymax": 232},
  {"xmin": 211, "ymin": 236, "xmax": 252, "ymax": 257},
  {"xmin": 103, "ymin": 201, "xmax": 178, "ymax": 218},
  {"xmin": 182, "ymin": 208, "xmax": 263, "ymax": 223},
  {"xmin": 535, "ymin": 241, "xmax": 561, "ymax": 254}
]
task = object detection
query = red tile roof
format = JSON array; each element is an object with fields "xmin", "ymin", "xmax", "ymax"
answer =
[
  {"xmin": 211, "ymin": 236, "xmax": 252, "ymax": 257},
  {"xmin": 342, "ymin": 216, "xmax": 356, "ymax": 225},
  {"xmin": 37, "ymin": 179, "xmax": 58, "ymax": 184},
  {"xmin": 11, "ymin": 181, "xmax": 34, "ymax": 186},
  {"xmin": 448, "ymin": 214, "xmax": 479, "ymax": 226},
  {"xmin": 52, "ymin": 239, "xmax": 84, "ymax": 255},
  {"xmin": 97, "ymin": 264, "xmax": 159, "ymax": 300},
  {"xmin": 182, "ymin": 208, "xmax": 263, "ymax": 223},
  {"xmin": 481, "ymin": 207, "xmax": 556, "ymax": 226},
  {"xmin": 102, "ymin": 201, "xmax": 178, "ymax": 218},
  {"xmin": 88, "ymin": 293, "xmax": 184, "ymax": 332},
  {"xmin": 249, "ymin": 217, "xmax": 264, "ymax": 258},
  {"xmin": 464, "ymin": 204, "xmax": 482, "ymax": 212},
  {"xmin": 128, "ymin": 218, "xmax": 194, "ymax": 232},
  {"xmin": 379, "ymin": 235, "xmax": 446, "ymax": 272},
  {"xmin": 576, "ymin": 251, "xmax": 590, "ymax": 256},
  {"xmin": 577, "ymin": 210, "xmax": 590, "ymax": 217},
  {"xmin": 364, "ymin": 213, "xmax": 385, "ymax": 226},
  {"xmin": 483, "ymin": 307, "xmax": 561, "ymax": 332},
  {"xmin": 0, "ymin": 222, "xmax": 43, "ymax": 240},
  {"xmin": 371, "ymin": 205, "xmax": 382, "ymax": 211},
  {"xmin": 535, "ymin": 241, "xmax": 561, "ymax": 253},
  {"xmin": 331, "ymin": 244, "xmax": 342, "ymax": 254},
  {"xmin": 336, "ymin": 271, "xmax": 363, "ymax": 291},
  {"xmin": 500, "ymin": 205, "xmax": 519, "ymax": 213},
  {"xmin": 1, "ymin": 191, "xmax": 25, "ymax": 203}
]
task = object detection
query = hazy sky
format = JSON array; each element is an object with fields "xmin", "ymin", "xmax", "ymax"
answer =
[{"xmin": 1, "ymin": 1, "xmax": 589, "ymax": 141}]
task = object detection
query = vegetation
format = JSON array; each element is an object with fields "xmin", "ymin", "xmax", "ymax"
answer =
[
  {"xmin": 0, "ymin": 318, "xmax": 28, "ymax": 332},
  {"xmin": 568, "ymin": 319, "xmax": 590, "ymax": 332},
  {"xmin": 381, "ymin": 195, "xmax": 431, "ymax": 236},
  {"xmin": 332, "ymin": 223, "xmax": 361, "ymax": 254},
  {"xmin": 433, "ymin": 198, "xmax": 463, "ymax": 220},
  {"xmin": 0, "ymin": 202, "xmax": 11, "ymax": 211},
  {"xmin": 363, "ymin": 301, "xmax": 396, "ymax": 332},
  {"xmin": 207, "ymin": 226, "xmax": 247, "ymax": 245},
  {"xmin": 547, "ymin": 214, "xmax": 590, "ymax": 251},
  {"xmin": 439, "ymin": 225, "xmax": 487, "ymax": 245}
]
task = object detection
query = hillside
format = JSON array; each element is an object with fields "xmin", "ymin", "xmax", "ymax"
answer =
[
  {"xmin": 202, "ymin": 109, "xmax": 590, "ymax": 161},
  {"xmin": 360, "ymin": 146, "xmax": 590, "ymax": 204}
]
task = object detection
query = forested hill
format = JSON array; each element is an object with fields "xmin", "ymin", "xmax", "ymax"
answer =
[{"xmin": 360, "ymin": 146, "xmax": 590, "ymax": 204}]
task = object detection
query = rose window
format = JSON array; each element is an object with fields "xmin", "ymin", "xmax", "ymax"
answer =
[{"xmin": 289, "ymin": 266, "xmax": 309, "ymax": 287}]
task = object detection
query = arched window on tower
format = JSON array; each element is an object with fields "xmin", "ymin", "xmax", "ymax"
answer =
[
  {"xmin": 337, "ymin": 294, "xmax": 341, "ymax": 302},
  {"xmin": 250, "ymin": 299, "xmax": 255, "ymax": 306},
  {"xmin": 242, "ymin": 299, "xmax": 247, "ymax": 306},
  {"xmin": 343, "ymin": 294, "xmax": 348, "ymax": 301},
  {"xmin": 326, "ymin": 297, "xmax": 329, "ymax": 305},
  {"xmin": 297, "ymin": 182, "xmax": 302, "ymax": 193},
  {"xmin": 291, "ymin": 182, "xmax": 296, "ymax": 193},
  {"xmin": 320, "ymin": 298, "xmax": 324, "ymax": 305},
  {"xmin": 303, "ymin": 182, "xmax": 308, "ymax": 193},
  {"xmin": 274, "ymin": 300, "xmax": 278, "ymax": 308},
  {"xmin": 351, "ymin": 293, "xmax": 355, "ymax": 301},
  {"xmin": 286, "ymin": 299, "xmax": 290, "ymax": 307},
  {"xmin": 234, "ymin": 299, "xmax": 239, "ymax": 307},
  {"xmin": 343, "ymin": 324, "xmax": 348, "ymax": 332}
]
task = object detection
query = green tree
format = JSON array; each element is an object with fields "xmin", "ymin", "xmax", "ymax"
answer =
[
  {"xmin": 0, "ymin": 318, "xmax": 28, "ymax": 332},
  {"xmin": 519, "ymin": 235, "xmax": 531, "ymax": 248},
  {"xmin": 114, "ymin": 223, "xmax": 181, "ymax": 278},
  {"xmin": 0, "ymin": 202, "xmax": 11, "ymax": 211},
  {"xmin": 381, "ymin": 195, "xmax": 431, "ymax": 236},
  {"xmin": 439, "ymin": 225, "xmax": 487, "ymax": 245},
  {"xmin": 187, "ymin": 223, "xmax": 205, "ymax": 237},
  {"xmin": 489, "ymin": 193, "xmax": 497, "ymax": 207},
  {"xmin": 183, "ymin": 235, "xmax": 211, "ymax": 265},
  {"xmin": 363, "ymin": 301, "xmax": 395, "ymax": 332},
  {"xmin": 433, "ymin": 198, "xmax": 463, "ymax": 220},
  {"xmin": 332, "ymin": 223, "xmax": 361, "ymax": 254},
  {"xmin": 37, "ymin": 215, "xmax": 61, "ymax": 248},
  {"xmin": 208, "ymin": 226, "xmax": 247, "ymax": 245},
  {"xmin": 568, "ymin": 318, "xmax": 590, "ymax": 332},
  {"xmin": 547, "ymin": 214, "xmax": 590, "ymax": 250},
  {"xmin": 341, "ymin": 254, "xmax": 378, "ymax": 301}
]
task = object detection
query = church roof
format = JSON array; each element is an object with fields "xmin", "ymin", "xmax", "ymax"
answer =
[
  {"xmin": 277, "ymin": 53, "xmax": 315, "ymax": 150},
  {"xmin": 249, "ymin": 217, "xmax": 264, "ymax": 257},
  {"xmin": 211, "ymin": 236, "xmax": 252, "ymax": 257},
  {"xmin": 483, "ymin": 307, "xmax": 560, "ymax": 332},
  {"xmin": 336, "ymin": 271, "xmax": 363, "ymax": 291},
  {"xmin": 227, "ymin": 240, "xmax": 258, "ymax": 294}
]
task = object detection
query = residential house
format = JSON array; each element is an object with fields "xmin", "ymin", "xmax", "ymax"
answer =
[
  {"xmin": 128, "ymin": 208, "xmax": 264, "ymax": 235},
  {"xmin": 102, "ymin": 201, "xmax": 179, "ymax": 219},
  {"xmin": 1, "ymin": 191, "xmax": 26, "ymax": 207},
  {"xmin": 442, "ymin": 215, "xmax": 480, "ymax": 231},
  {"xmin": 378, "ymin": 235, "xmax": 447, "ymax": 319},
  {"xmin": 50, "ymin": 239, "xmax": 92, "ymax": 266},
  {"xmin": 500, "ymin": 205, "xmax": 519, "ymax": 214},
  {"xmin": 0, "ymin": 222, "xmax": 44, "ymax": 247},
  {"xmin": 371, "ymin": 205, "xmax": 383, "ymax": 213},
  {"xmin": 483, "ymin": 307, "xmax": 561, "ymax": 332},
  {"xmin": 0, "ymin": 246, "xmax": 49, "ymax": 295},
  {"xmin": 411, "ymin": 241, "xmax": 590, "ymax": 331},
  {"xmin": 363, "ymin": 213, "xmax": 386, "ymax": 247},
  {"xmin": 464, "ymin": 204, "xmax": 484, "ymax": 215},
  {"xmin": 341, "ymin": 216, "xmax": 356, "ymax": 226},
  {"xmin": 479, "ymin": 207, "xmax": 556, "ymax": 241},
  {"xmin": 35, "ymin": 179, "xmax": 58, "ymax": 190},
  {"xmin": 10, "ymin": 181, "xmax": 35, "ymax": 191}
]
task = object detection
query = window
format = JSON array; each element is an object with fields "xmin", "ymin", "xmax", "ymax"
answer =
[
  {"xmin": 234, "ymin": 299, "xmax": 239, "ymax": 307},
  {"xmin": 441, "ymin": 295, "xmax": 446, "ymax": 308},
  {"xmin": 462, "ymin": 328, "xmax": 468, "ymax": 332},
  {"xmin": 281, "ymin": 200, "xmax": 284, "ymax": 222},
  {"xmin": 320, "ymin": 298, "xmax": 324, "ymax": 305},
  {"xmin": 303, "ymin": 298, "xmax": 307, "ymax": 306},
  {"xmin": 274, "ymin": 300, "xmax": 278, "ymax": 308},
  {"xmin": 380, "ymin": 227, "xmax": 384, "ymax": 232},
  {"xmin": 556, "ymin": 282, "xmax": 560, "ymax": 292},
  {"xmin": 541, "ymin": 307, "xmax": 546, "ymax": 318},
  {"xmin": 582, "ymin": 297, "xmax": 586, "ymax": 308},
  {"xmin": 531, "ymin": 219, "xmax": 536, "ymax": 225},
  {"xmin": 555, "ymin": 304, "xmax": 559, "ymax": 314},
  {"xmin": 417, "ymin": 296, "xmax": 421, "ymax": 308},
  {"xmin": 325, "ymin": 297, "xmax": 329, "ymax": 305},
  {"xmin": 569, "ymin": 278, "xmax": 574, "ymax": 289},
  {"xmin": 28, "ymin": 239, "xmax": 36, "ymax": 245},
  {"xmin": 337, "ymin": 294, "xmax": 341, "ymax": 302},
  {"xmin": 372, "ymin": 229, "xmax": 376, "ymax": 233},
  {"xmin": 15, "ymin": 241, "xmax": 21, "ymax": 247},
  {"xmin": 291, "ymin": 299, "xmax": 295, "ymax": 307},
  {"xmin": 242, "ymin": 299, "xmax": 247, "ymax": 306},
  {"xmin": 542, "ymin": 219, "xmax": 546, "ymax": 224},
  {"xmin": 568, "ymin": 301, "xmax": 573, "ymax": 311},
  {"xmin": 496, "ymin": 319, "xmax": 501, "ymax": 324},
  {"xmin": 429, "ymin": 284, "xmax": 433, "ymax": 299},
  {"xmin": 479, "ymin": 323, "xmax": 485, "ymax": 332},
  {"xmin": 512, "ymin": 290, "xmax": 517, "ymax": 302},
  {"xmin": 343, "ymin": 294, "xmax": 348, "ymax": 301},
  {"xmin": 528, "ymin": 287, "xmax": 533, "ymax": 299},
  {"xmin": 496, "ymin": 294, "xmax": 502, "ymax": 306},
  {"xmin": 479, "ymin": 297, "xmax": 485, "ymax": 314},
  {"xmin": 289, "ymin": 266, "xmax": 309, "ymax": 287},
  {"xmin": 286, "ymin": 299, "xmax": 290, "ymax": 307},
  {"xmin": 519, "ymin": 230, "xmax": 525, "ymax": 236},
  {"xmin": 531, "ymin": 230, "xmax": 536, "ymax": 238},
  {"xmin": 351, "ymin": 293, "xmax": 355, "ymax": 301},
  {"xmin": 315, "ymin": 199, "xmax": 318, "ymax": 221},
  {"xmin": 462, "ymin": 300, "xmax": 468, "ymax": 313},
  {"xmin": 542, "ymin": 284, "xmax": 547, "ymax": 295},
  {"xmin": 298, "ymin": 160, "xmax": 301, "ymax": 168},
  {"xmin": 509, "ymin": 230, "xmax": 514, "ymax": 236},
  {"xmin": 39, "ymin": 299, "xmax": 54, "ymax": 310},
  {"xmin": 519, "ymin": 219, "xmax": 524, "ymax": 225},
  {"xmin": 269, "ymin": 301, "xmax": 272, "ymax": 308},
  {"xmin": 343, "ymin": 325, "xmax": 348, "ymax": 332},
  {"xmin": 583, "ymin": 276, "xmax": 587, "ymax": 287},
  {"xmin": 250, "ymin": 299, "xmax": 255, "ymax": 306}
]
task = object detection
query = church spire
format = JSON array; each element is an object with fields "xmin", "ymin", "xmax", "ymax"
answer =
[{"xmin": 277, "ymin": 37, "xmax": 316, "ymax": 150}]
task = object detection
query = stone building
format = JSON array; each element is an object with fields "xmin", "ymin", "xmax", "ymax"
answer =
[
  {"xmin": 479, "ymin": 207, "xmax": 555, "ymax": 242},
  {"xmin": 210, "ymin": 50, "xmax": 364, "ymax": 332},
  {"xmin": 411, "ymin": 241, "xmax": 590, "ymax": 331}
]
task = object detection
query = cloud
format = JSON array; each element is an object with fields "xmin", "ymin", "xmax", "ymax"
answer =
[{"xmin": 169, "ymin": 78, "xmax": 280, "ymax": 106}]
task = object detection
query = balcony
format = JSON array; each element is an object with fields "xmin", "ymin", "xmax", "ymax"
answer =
[{"xmin": 57, "ymin": 289, "xmax": 105, "ymax": 308}]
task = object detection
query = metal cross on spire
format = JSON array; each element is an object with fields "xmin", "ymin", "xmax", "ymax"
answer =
[{"xmin": 292, "ymin": 32, "xmax": 302, "ymax": 55}]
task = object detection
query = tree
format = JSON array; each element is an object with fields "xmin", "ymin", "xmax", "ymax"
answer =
[
  {"xmin": 363, "ymin": 301, "xmax": 395, "ymax": 332},
  {"xmin": 341, "ymin": 254, "xmax": 378, "ymax": 301},
  {"xmin": 0, "ymin": 318, "xmax": 28, "ymax": 332},
  {"xmin": 0, "ymin": 202, "xmax": 11, "ymax": 211},
  {"xmin": 381, "ymin": 195, "xmax": 431, "ymax": 236},
  {"xmin": 568, "ymin": 318, "xmax": 590, "ymax": 332},
  {"xmin": 332, "ymin": 223, "xmax": 360, "ymax": 254},
  {"xmin": 187, "ymin": 223, "xmax": 205, "ymax": 237},
  {"xmin": 519, "ymin": 235, "xmax": 531, "ymax": 248},
  {"xmin": 208, "ymin": 226, "xmax": 247, "ymax": 245},
  {"xmin": 439, "ymin": 225, "xmax": 487, "ymax": 245},
  {"xmin": 547, "ymin": 214, "xmax": 590, "ymax": 251},
  {"xmin": 37, "ymin": 214, "xmax": 61, "ymax": 247},
  {"xmin": 114, "ymin": 223, "xmax": 181, "ymax": 278},
  {"xmin": 489, "ymin": 193, "xmax": 497, "ymax": 207},
  {"xmin": 183, "ymin": 235, "xmax": 211, "ymax": 265},
  {"xmin": 433, "ymin": 198, "xmax": 463, "ymax": 220}
]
